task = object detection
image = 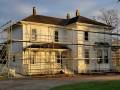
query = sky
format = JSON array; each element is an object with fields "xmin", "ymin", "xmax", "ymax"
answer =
[{"xmin": 0, "ymin": 0, "xmax": 119, "ymax": 26}]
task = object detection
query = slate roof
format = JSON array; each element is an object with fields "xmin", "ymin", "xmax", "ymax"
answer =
[
  {"xmin": 66, "ymin": 16, "xmax": 108, "ymax": 26},
  {"xmin": 22, "ymin": 15, "xmax": 109, "ymax": 27},
  {"xmin": 22, "ymin": 15, "xmax": 66, "ymax": 26}
]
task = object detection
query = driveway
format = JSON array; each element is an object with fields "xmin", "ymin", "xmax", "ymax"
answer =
[{"xmin": 0, "ymin": 75, "xmax": 120, "ymax": 90}]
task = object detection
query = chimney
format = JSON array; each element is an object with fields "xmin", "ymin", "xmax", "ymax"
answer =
[
  {"xmin": 66, "ymin": 13, "xmax": 70, "ymax": 19},
  {"xmin": 33, "ymin": 7, "xmax": 36, "ymax": 16},
  {"xmin": 76, "ymin": 9, "xmax": 80, "ymax": 17}
]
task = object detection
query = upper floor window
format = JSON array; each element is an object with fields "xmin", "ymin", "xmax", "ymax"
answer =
[
  {"xmin": 54, "ymin": 31, "xmax": 59, "ymax": 42},
  {"xmin": 31, "ymin": 29, "xmax": 37, "ymax": 40},
  {"xmin": 85, "ymin": 49, "xmax": 89, "ymax": 64},
  {"xmin": 84, "ymin": 31, "xmax": 88, "ymax": 41}
]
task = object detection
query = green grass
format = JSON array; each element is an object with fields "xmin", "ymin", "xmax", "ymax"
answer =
[{"xmin": 50, "ymin": 80, "xmax": 120, "ymax": 90}]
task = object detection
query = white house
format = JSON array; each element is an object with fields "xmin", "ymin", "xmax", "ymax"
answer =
[{"xmin": 1, "ymin": 7, "xmax": 113, "ymax": 75}]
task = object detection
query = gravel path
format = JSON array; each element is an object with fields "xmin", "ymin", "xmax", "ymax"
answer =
[{"xmin": 0, "ymin": 75, "xmax": 120, "ymax": 90}]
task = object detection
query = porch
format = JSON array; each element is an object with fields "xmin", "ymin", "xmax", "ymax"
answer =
[{"xmin": 22, "ymin": 43, "xmax": 73, "ymax": 75}]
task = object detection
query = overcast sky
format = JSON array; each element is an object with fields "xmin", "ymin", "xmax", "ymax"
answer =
[{"xmin": 0, "ymin": 0, "xmax": 119, "ymax": 26}]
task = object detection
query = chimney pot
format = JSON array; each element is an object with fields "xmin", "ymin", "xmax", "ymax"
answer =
[
  {"xmin": 33, "ymin": 7, "xmax": 36, "ymax": 16},
  {"xmin": 76, "ymin": 9, "xmax": 80, "ymax": 17},
  {"xmin": 66, "ymin": 13, "xmax": 70, "ymax": 19}
]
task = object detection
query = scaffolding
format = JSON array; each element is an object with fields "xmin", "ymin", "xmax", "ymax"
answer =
[{"xmin": 0, "ymin": 20, "xmax": 120, "ymax": 78}]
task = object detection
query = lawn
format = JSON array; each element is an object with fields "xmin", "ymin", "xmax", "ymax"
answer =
[{"xmin": 50, "ymin": 80, "xmax": 120, "ymax": 90}]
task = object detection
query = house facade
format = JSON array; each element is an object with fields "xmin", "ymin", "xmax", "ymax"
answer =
[{"xmin": 4, "ymin": 8, "xmax": 113, "ymax": 75}]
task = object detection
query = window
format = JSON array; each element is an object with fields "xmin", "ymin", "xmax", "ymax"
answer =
[
  {"xmin": 13, "ymin": 56, "xmax": 15, "ymax": 62},
  {"xmin": 31, "ymin": 29, "xmax": 37, "ymax": 40},
  {"xmin": 54, "ymin": 31, "xmax": 59, "ymax": 42},
  {"xmin": 56, "ymin": 53, "xmax": 63, "ymax": 68},
  {"xmin": 85, "ymin": 49, "xmax": 89, "ymax": 64},
  {"xmin": 57, "ymin": 55, "xmax": 61, "ymax": 63},
  {"xmin": 104, "ymin": 49, "xmax": 109, "ymax": 63},
  {"xmin": 31, "ymin": 51, "xmax": 37, "ymax": 64},
  {"xmin": 97, "ymin": 49, "xmax": 103, "ymax": 64},
  {"xmin": 84, "ymin": 31, "xmax": 88, "ymax": 41}
]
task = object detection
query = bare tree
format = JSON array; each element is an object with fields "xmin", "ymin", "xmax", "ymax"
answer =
[{"xmin": 95, "ymin": 9, "xmax": 120, "ymax": 32}]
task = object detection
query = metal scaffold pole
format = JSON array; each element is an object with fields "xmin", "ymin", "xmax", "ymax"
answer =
[{"xmin": 7, "ymin": 20, "xmax": 12, "ymax": 79}]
